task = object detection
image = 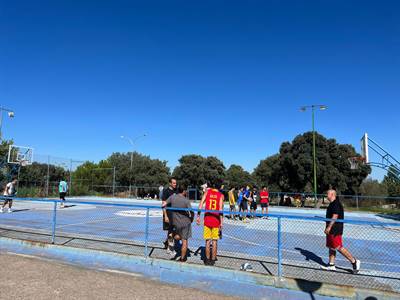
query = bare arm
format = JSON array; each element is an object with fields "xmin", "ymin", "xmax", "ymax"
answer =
[
  {"xmin": 196, "ymin": 192, "xmax": 207, "ymax": 225},
  {"xmin": 325, "ymin": 214, "xmax": 338, "ymax": 234},
  {"xmin": 219, "ymin": 195, "xmax": 224, "ymax": 227}
]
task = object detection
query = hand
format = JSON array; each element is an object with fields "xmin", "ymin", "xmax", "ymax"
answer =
[
  {"xmin": 220, "ymin": 223, "xmax": 223, "ymax": 230},
  {"xmin": 324, "ymin": 227, "xmax": 331, "ymax": 235},
  {"xmin": 162, "ymin": 201, "xmax": 167, "ymax": 208},
  {"xmin": 165, "ymin": 216, "xmax": 170, "ymax": 224},
  {"xmin": 196, "ymin": 216, "xmax": 201, "ymax": 225}
]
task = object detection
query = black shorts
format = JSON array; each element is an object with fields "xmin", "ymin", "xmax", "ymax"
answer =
[
  {"xmin": 261, "ymin": 203, "xmax": 269, "ymax": 208},
  {"xmin": 163, "ymin": 211, "xmax": 174, "ymax": 232},
  {"xmin": 59, "ymin": 192, "xmax": 66, "ymax": 200},
  {"xmin": 250, "ymin": 202, "xmax": 257, "ymax": 210},
  {"xmin": 240, "ymin": 201, "xmax": 248, "ymax": 211}
]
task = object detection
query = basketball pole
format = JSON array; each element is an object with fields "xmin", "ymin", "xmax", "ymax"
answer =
[
  {"xmin": 312, "ymin": 106, "xmax": 317, "ymax": 207},
  {"xmin": 300, "ymin": 104, "xmax": 327, "ymax": 207}
]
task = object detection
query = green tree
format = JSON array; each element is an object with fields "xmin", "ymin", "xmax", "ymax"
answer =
[
  {"xmin": 225, "ymin": 164, "xmax": 253, "ymax": 188},
  {"xmin": 173, "ymin": 155, "xmax": 225, "ymax": 187},
  {"xmin": 382, "ymin": 165, "xmax": 400, "ymax": 197},
  {"xmin": 359, "ymin": 178, "xmax": 388, "ymax": 196},
  {"xmin": 253, "ymin": 132, "xmax": 371, "ymax": 193}
]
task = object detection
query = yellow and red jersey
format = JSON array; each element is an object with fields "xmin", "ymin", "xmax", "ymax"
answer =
[{"xmin": 204, "ymin": 188, "xmax": 223, "ymax": 228}]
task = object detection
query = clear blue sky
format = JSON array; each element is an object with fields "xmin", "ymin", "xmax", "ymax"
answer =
[{"xmin": 1, "ymin": 1, "xmax": 399, "ymax": 179}]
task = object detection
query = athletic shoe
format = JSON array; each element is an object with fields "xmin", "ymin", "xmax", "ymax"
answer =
[
  {"xmin": 60, "ymin": 203, "xmax": 65, "ymax": 208},
  {"xmin": 7, "ymin": 208, "xmax": 12, "ymax": 213},
  {"xmin": 0, "ymin": 207, "xmax": 3, "ymax": 213},
  {"xmin": 180, "ymin": 256, "xmax": 187, "ymax": 262},
  {"xmin": 352, "ymin": 259, "xmax": 361, "ymax": 274},
  {"xmin": 163, "ymin": 240, "xmax": 168, "ymax": 249},
  {"xmin": 321, "ymin": 264, "xmax": 336, "ymax": 271},
  {"xmin": 209, "ymin": 259, "xmax": 215, "ymax": 266}
]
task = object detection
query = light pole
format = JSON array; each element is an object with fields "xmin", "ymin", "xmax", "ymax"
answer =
[
  {"xmin": 121, "ymin": 134, "xmax": 147, "ymax": 197},
  {"xmin": 300, "ymin": 105, "xmax": 327, "ymax": 206},
  {"xmin": 0, "ymin": 107, "xmax": 15, "ymax": 140}
]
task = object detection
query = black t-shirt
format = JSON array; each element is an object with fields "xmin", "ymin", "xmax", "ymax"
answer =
[
  {"xmin": 162, "ymin": 187, "xmax": 177, "ymax": 205},
  {"xmin": 326, "ymin": 199, "xmax": 344, "ymax": 235}
]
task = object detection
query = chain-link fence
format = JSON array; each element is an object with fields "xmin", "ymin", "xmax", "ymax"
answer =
[{"xmin": 0, "ymin": 197, "xmax": 399, "ymax": 293}]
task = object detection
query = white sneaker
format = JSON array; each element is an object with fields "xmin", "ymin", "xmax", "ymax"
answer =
[
  {"xmin": 352, "ymin": 259, "xmax": 361, "ymax": 274},
  {"xmin": 7, "ymin": 208, "xmax": 12, "ymax": 213},
  {"xmin": 0, "ymin": 207, "xmax": 3, "ymax": 213},
  {"xmin": 321, "ymin": 264, "xmax": 336, "ymax": 271}
]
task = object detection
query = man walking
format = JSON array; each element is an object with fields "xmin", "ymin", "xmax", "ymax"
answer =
[
  {"xmin": 322, "ymin": 189, "xmax": 360, "ymax": 274},
  {"xmin": 1, "ymin": 178, "xmax": 17, "ymax": 213},
  {"xmin": 59, "ymin": 179, "xmax": 68, "ymax": 208},
  {"xmin": 162, "ymin": 185, "xmax": 193, "ymax": 262},
  {"xmin": 196, "ymin": 182, "xmax": 224, "ymax": 266},
  {"xmin": 162, "ymin": 178, "xmax": 177, "ymax": 254}
]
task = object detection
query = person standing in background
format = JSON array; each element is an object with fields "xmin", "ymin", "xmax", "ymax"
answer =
[{"xmin": 59, "ymin": 179, "xmax": 68, "ymax": 208}]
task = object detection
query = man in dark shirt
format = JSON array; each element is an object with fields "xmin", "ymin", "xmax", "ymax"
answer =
[
  {"xmin": 322, "ymin": 189, "xmax": 360, "ymax": 274},
  {"xmin": 162, "ymin": 178, "xmax": 177, "ymax": 254}
]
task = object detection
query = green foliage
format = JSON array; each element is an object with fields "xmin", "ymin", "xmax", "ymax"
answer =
[
  {"xmin": 359, "ymin": 178, "xmax": 388, "ymax": 196},
  {"xmin": 383, "ymin": 165, "xmax": 400, "ymax": 197},
  {"xmin": 253, "ymin": 132, "xmax": 371, "ymax": 194},
  {"xmin": 225, "ymin": 164, "xmax": 253, "ymax": 188},
  {"xmin": 73, "ymin": 152, "xmax": 170, "ymax": 188},
  {"xmin": 173, "ymin": 155, "xmax": 225, "ymax": 187}
]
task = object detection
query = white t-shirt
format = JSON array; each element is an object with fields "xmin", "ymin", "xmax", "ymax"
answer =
[{"xmin": 4, "ymin": 182, "xmax": 16, "ymax": 196}]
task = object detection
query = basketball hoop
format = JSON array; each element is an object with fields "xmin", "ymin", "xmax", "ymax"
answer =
[
  {"xmin": 20, "ymin": 160, "xmax": 29, "ymax": 167},
  {"xmin": 348, "ymin": 157, "xmax": 365, "ymax": 170}
]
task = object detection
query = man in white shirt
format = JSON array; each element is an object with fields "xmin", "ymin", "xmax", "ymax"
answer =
[{"xmin": 1, "ymin": 178, "xmax": 18, "ymax": 213}]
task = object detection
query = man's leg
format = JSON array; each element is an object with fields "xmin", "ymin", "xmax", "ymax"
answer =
[
  {"xmin": 205, "ymin": 239, "xmax": 211, "ymax": 262},
  {"xmin": 338, "ymin": 246, "xmax": 360, "ymax": 273},
  {"xmin": 180, "ymin": 239, "xmax": 188, "ymax": 261},
  {"xmin": 211, "ymin": 240, "xmax": 218, "ymax": 261},
  {"xmin": 329, "ymin": 249, "xmax": 336, "ymax": 265}
]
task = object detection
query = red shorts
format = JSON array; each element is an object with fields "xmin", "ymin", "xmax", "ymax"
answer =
[{"xmin": 326, "ymin": 234, "xmax": 343, "ymax": 250}]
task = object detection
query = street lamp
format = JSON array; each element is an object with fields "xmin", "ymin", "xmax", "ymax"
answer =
[
  {"xmin": 121, "ymin": 134, "xmax": 147, "ymax": 197},
  {"xmin": 300, "ymin": 105, "xmax": 327, "ymax": 206},
  {"xmin": 0, "ymin": 106, "xmax": 15, "ymax": 140}
]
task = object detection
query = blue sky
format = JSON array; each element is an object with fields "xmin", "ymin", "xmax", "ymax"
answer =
[{"xmin": 1, "ymin": 1, "xmax": 399, "ymax": 179}]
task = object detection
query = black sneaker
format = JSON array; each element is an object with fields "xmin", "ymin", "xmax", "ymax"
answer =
[
  {"xmin": 204, "ymin": 258, "xmax": 210, "ymax": 266},
  {"xmin": 209, "ymin": 259, "xmax": 215, "ymax": 266},
  {"xmin": 352, "ymin": 259, "xmax": 361, "ymax": 274}
]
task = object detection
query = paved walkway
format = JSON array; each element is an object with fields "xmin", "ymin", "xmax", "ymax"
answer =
[{"xmin": 0, "ymin": 253, "xmax": 238, "ymax": 300}]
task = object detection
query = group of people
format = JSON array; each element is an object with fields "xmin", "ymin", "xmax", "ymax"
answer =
[
  {"xmin": 227, "ymin": 186, "xmax": 270, "ymax": 221},
  {"xmin": 0, "ymin": 178, "xmax": 69, "ymax": 213},
  {"xmin": 0, "ymin": 176, "xmax": 361, "ymax": 273},
  {"xmin": 162, "ymin": 178, "xmax": 224, "ymax": 265},
  {"xmin": 161, "ymin": 178, "xmax": 361, "ymax": 274}
]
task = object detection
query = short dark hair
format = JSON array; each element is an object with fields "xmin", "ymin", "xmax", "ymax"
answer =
[
  {"xmin": 177, "ymin": 184, "xmax": 187, "ymax": 194},
  {"xmin": 12, "ymin": 177, "xmax": 18, "ymax": 181},
  {"xmin": 169, "ymin": 177, "xmax": 177, "ymax": 183}
]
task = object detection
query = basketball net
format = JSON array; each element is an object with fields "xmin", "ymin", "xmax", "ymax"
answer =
[{"xmin": 348, "ymin": 157, "xmax": 365, "ymax": 170}]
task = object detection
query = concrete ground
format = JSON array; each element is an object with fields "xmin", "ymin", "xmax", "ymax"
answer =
[{"xmin": 0, "ymin": 253, "xmax": 238, "ymax": 300}]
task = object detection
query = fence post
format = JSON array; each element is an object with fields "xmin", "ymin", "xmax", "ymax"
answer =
[
  {"xmin": 277, "ymin": 216, "xmax": 282, "ymax": 277},
  {"xmin": 144, "ymin": 208, "xmax": 150, "ymax": 260},
  {"xmin": 46, "ymin": 155, "xmax": 50, "ymax": 197},
  {"xmin": 112, "ymin": 167, "xmax": 116, "ymax": 197},
  {"xmin": 51, "ymin": 201, "xmax": 57, "ymax": 244}
]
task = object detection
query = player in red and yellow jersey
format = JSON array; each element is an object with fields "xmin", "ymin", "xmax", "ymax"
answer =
[{"xmin": 196, "ymin": 182, "xmax": 224, "ymax": 266}]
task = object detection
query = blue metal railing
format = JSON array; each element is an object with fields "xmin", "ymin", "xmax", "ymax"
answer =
[{"xmin": 1, "ymin": 196, "xmax": 399, "ymax": 280}]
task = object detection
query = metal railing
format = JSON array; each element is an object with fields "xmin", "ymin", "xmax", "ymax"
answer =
[{"xmin": 0, "ymin": 196, "xmax": 399, "ymax": 292}]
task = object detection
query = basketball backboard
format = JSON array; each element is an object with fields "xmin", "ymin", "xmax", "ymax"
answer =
[
  {"xmin": 360, "ymin": 133, "xmax": 369, "ymax": 163},
  {"xmin": 8, "ymin": 145, "xmax": 34, "ymax": 165}
]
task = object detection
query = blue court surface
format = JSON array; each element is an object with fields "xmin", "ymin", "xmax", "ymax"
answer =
[{"xmin": 1, "ymin": 196, "xmax": 399, "ymax": 280}]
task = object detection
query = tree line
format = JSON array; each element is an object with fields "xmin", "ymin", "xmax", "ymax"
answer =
[{"xmin": 3, "ymin": 132, "xmax": 399, "ymax": 197}]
